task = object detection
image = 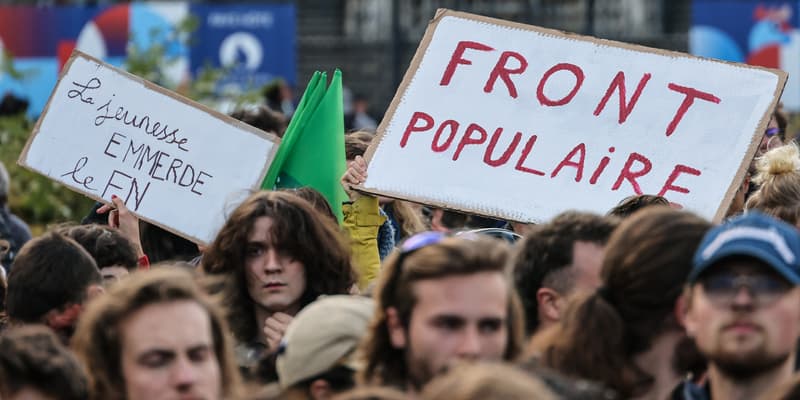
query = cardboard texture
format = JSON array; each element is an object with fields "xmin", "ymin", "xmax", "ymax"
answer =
[
  {"xmin": 358, "ymin": 9, "xmax": 786, "ymax": 223},
  {"xmin": 19, "ymin": 50, "xmax": 280, "ymax": 244}
]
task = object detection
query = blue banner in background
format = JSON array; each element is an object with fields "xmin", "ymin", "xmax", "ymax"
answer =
[
  {"xmin": 691, "ymin": 1, "xmax": 800, "ymax": 110},
  {"xmin": 0, "ymin": 3, "xmax": 296, "ymax": 118},
  {"xmin": 190, "ymin": 4, "xmax": 296, "ymax": 91}
]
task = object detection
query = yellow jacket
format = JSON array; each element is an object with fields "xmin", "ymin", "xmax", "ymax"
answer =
[{"xmin": 343, "ymin": 196, "xmax": 385, "ymax": 290}]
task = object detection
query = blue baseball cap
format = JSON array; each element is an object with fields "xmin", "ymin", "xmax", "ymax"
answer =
[{"xmin": 689, "ymin": 212, "xmax": 800, "ymax": 284}]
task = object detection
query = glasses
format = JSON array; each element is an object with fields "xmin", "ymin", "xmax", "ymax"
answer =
[
  {"xmin": 701, "ymin": 273, "xmax": 792, "ymax": 307},
  {"xmin": 765, "ymin": 127, "xmax": 780, "ymax": 137},
  {"xmin": 457, "ymin": 228, "xmax": 521, "ymax": 243},
  {"xmin": 394, "ymin": 231, "xmax": 449, "ymax": 266}
]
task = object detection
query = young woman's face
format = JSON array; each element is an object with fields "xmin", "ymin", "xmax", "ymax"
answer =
[{"xmin": 243, "ymin": 217, "xmax": 306, "ymax": 314}]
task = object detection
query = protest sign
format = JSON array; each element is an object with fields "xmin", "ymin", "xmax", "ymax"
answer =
[
  {"xmin": 359, "ymin": 9, "xmax": 786, "ymax": 223},
  {"xmin": 19, "ymin": 51, "xmax": 278, "ymax": 244}
]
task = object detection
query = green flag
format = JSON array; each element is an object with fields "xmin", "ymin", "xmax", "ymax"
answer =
[
  {"xmin": 262, "ymin": 69, "xmax": 348, "ymax": 222},
  {"xmin": 261, "ymin": 71, "xmax": 325, "ymax": 189}
]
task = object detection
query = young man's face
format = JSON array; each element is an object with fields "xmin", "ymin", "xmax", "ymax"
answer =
[
  {"xmin": 244, "ymin": 216, "xmax": 306, "ymax": 314},
  {"xmin": 390, "ymin": 271, "xmax": 509, "ymax": 389},
  {"xmin": 684, "ymin": 258, "xmax": 800, "ymax": 379},
  {"xmin": 120, "ymin": 300, "xmax": 222, "ymax": 400}
]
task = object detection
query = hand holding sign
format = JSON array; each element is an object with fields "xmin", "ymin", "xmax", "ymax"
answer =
[
  {"xmin": 341, "ymin": 156, "xmax": 368, "ymax": 202},
  {"xmin": 19, "ymin": 51, "xmax": 280, "ymax": 244},
  {"xmin": 359, "ymin": 9, "xmax": 786, "ymax": 223},
  {"xmin": 97, "ymin": 195, "xmax": 144, "ymax": 258}
]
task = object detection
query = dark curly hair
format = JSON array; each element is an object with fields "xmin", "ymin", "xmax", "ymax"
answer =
[
  {"xmin": 202, "ymin": 191, "xmax": 356, "ymax": 343},
  {"xmin": 57, "ymin": 224, "xmax": 138, "ymax": 270},
  {"xmin": 0, "ymin": 324, "xmax": 88, "ymax": 400}
]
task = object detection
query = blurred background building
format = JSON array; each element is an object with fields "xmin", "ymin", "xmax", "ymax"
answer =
[{"xmin": 0, "ymin": 0, "xmax": 692, "ymax": 120}]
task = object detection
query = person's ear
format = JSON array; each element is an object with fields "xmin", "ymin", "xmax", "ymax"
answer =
[
  {"xmin": 536, "ymin": 287, "xmax": 563, "ymax": 325},
  {"xmin": 86, "ymin": 283, "xmax": 105, "ymax": 300},
  {"xmin": 676, "ymin": 289, "xmax": 696, "ymax": 337},
  {"xmin": 386, "ymin": 307, "xmax": 406, "ymax": 349},
  {"xmin": 44, "ymin": 303, "xmax": 82, "ymax": 330},
  {"xmin": 308, "ymin": 379, "xmax": 332, "ymax": 400}
]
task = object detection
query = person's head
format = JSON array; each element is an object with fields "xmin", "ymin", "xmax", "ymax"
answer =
[
  {"xmin": 0, "ymin": 324, "xmax": 88, "ymax": 400},
  {"xmin": 512, "ymin": 211, "xmax": 618, "ymax": 336},
  {"xmin": 360, "ymin": 232, "xmax": 524, "ymax": 391},
  {"xmin": 139, "ymin": 221, "xmax": 200, "ymax": 264},
  {"xmin": 759, "ymin": 114, "xmax": 785, "ymax": 156},
  {"xmin": 683, "ymin": 212, "xmax": 800, "ymax": 382},
  {"xmin": 345, "ymin": 131, "xmax": 374, "ymax": 161},
  {"xmin": 420, "ymin": 362, "xmax": 557, "ymax": 400},
  {"xmin": 0, "ymin": 93, "xmax": 28, "ymax": 117},
  {"xmin": 746, "ymin": 143, "xmax": 800, "ymax": 226},
  {"xmin": 230, "ymin": 106, "xmax": 288, "ymax": 138},
  {"xmin": 540, "ymin": 207, "xmax": 710, "ymax": 398},
  {"xmin": 58, "ymin": 224, "xmax": 139, "ymax": 285},
  {"xmin": 331, "ymin": 386, "xmax": 408, "ymax": 400},
  {"xmin": 0, "ymin": 161, "xmax": 8, "ymax": 207},
  {"xmin": 203, "ymin": 190, "xmax": 356, "ymax": 343},
  {"xmin": 6, "ymin": 232, "xmax": 102, "ymax": 336},
  {"xmin": 287, "ymin": 187, "xmax": 337, "ymax": 223},
  {"xmin": 278, "ymin": 295, "xmax": 374, "ymax": 400},
  {"xmin": 71, "ymin": 267, "xmax": 241, "ymax": 400},
  {"xmin": 429, "ymin": 208, "xmax": 468, "ymax": 232},
  {"xmin": 607, "ymin": 194, "xmax": 670, "ymax": 218}
]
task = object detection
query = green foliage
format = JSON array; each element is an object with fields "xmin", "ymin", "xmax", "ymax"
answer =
[
  {"xmin": 0, "ymin": 49, "xmax": 36, "ymax": 81},
  {"xmin": 0, "ymin": 13, "xmax": 262, "ymax": 228},
  {"xmin": 0, "ymin": 115, "xmax": 94, "ymax": 226},
  {"xmin": 124, "ymin": 15, "xmax": 262, "ymax": 109}
]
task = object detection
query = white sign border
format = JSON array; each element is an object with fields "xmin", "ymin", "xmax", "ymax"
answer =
[
  {"xmin": 18, "ymin": 50, "xmax": 280, "ymax": 244},
  {"xmin": 358, "ymin": 8, "xmax": 788, "ymax": 223}
]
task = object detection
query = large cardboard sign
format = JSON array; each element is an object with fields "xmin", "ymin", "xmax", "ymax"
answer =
[
  {"xmin": 360, "ymin": 9, "xmax": 786, "ymax": 223},
  {"xmin": 19, "ymin": 51, "xmax": 278, "ymax": 244}
]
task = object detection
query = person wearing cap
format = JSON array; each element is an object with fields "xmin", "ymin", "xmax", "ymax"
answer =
[
  {"xmin": 679, "ymin": 212, "xmax": 800, "ymax": 400},
  {"xmin": 277, "ymin": 295, "xmax": 374, "ymax": 399}
]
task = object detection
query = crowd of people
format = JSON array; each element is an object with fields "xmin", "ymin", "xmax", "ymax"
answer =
[{"xmin": 1, "ymin": 100, "xmax": 800, "ymax": 400}]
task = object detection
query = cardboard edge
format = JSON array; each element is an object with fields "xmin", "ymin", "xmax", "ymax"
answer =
[
  {"xmin": 366, "ymin": 8, "xmax": 789, "ymax": 224},
  {"xmin": 438, "ymin": 9, "xmax": 789, "ymax": 77},
  {"xmin": 19, "ymin": 50, "xmax": 283, "ymax": 245},
  {"xmin": 17, "ymin": 159, "xmax": 212, "ymax": 244},
  {"xmin": 353, "ymin": 185, "xmax": 536, "ymax": 224},
  {"xmin": 17, "ymin": 52, "xmax": 83, "ymax": 170},
  {"xmin": 363, "ymin": 8, "xmax": 446, "ymax": 164},
  {"xmin": 712, "ymin": 71, "xmax": 789, "ymax": 223}
]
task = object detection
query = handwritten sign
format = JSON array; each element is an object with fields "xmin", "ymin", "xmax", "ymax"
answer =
[
  {"xmin": 19, "ymin": 51, "xmax": 278, "ymax": 244},
  {"xmin": 360, "ymin": 9, "xmax": 786, "ymax": 223}
]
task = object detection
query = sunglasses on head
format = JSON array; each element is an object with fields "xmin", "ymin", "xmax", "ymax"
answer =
[{"xmin": 765, "ymin": 127, "xmax": 780, "ymax": 137}]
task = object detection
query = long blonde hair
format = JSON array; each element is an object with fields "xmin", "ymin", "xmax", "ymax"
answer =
[
  {"xmin": 746, "ymin": 143, "xmax": 800, "ymax": 225},
  {"xmin": 385, "ymin": 201, "xmax": 427, "ymax": 238}
]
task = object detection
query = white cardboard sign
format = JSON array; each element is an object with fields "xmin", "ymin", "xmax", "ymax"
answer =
[
  {"xmin": 19, "ymin": 51, "xmax": 278, "ymax": 244},
  {"xmin": 361, "ymin": 10, "xmax": 787, "ymax": 223}
]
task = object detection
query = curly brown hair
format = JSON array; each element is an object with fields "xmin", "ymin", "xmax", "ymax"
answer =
[
  {"xmin": 71, "ymin": 267, "xmax": 241, "ymax": 400},
  {"xmin": 56, "ymin": 224, "xmax": 138, "ymax": 270},
  {"xmin": 0, "ymin": 325, "xmax": 89, "ymax": 400},
  {"xmin": 359, "ymin": 235, "xmax": 524, "ymax": 389},
  {"xmin": 202, "ymin": 190, "xmax": 356, "ymax": 343}
]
